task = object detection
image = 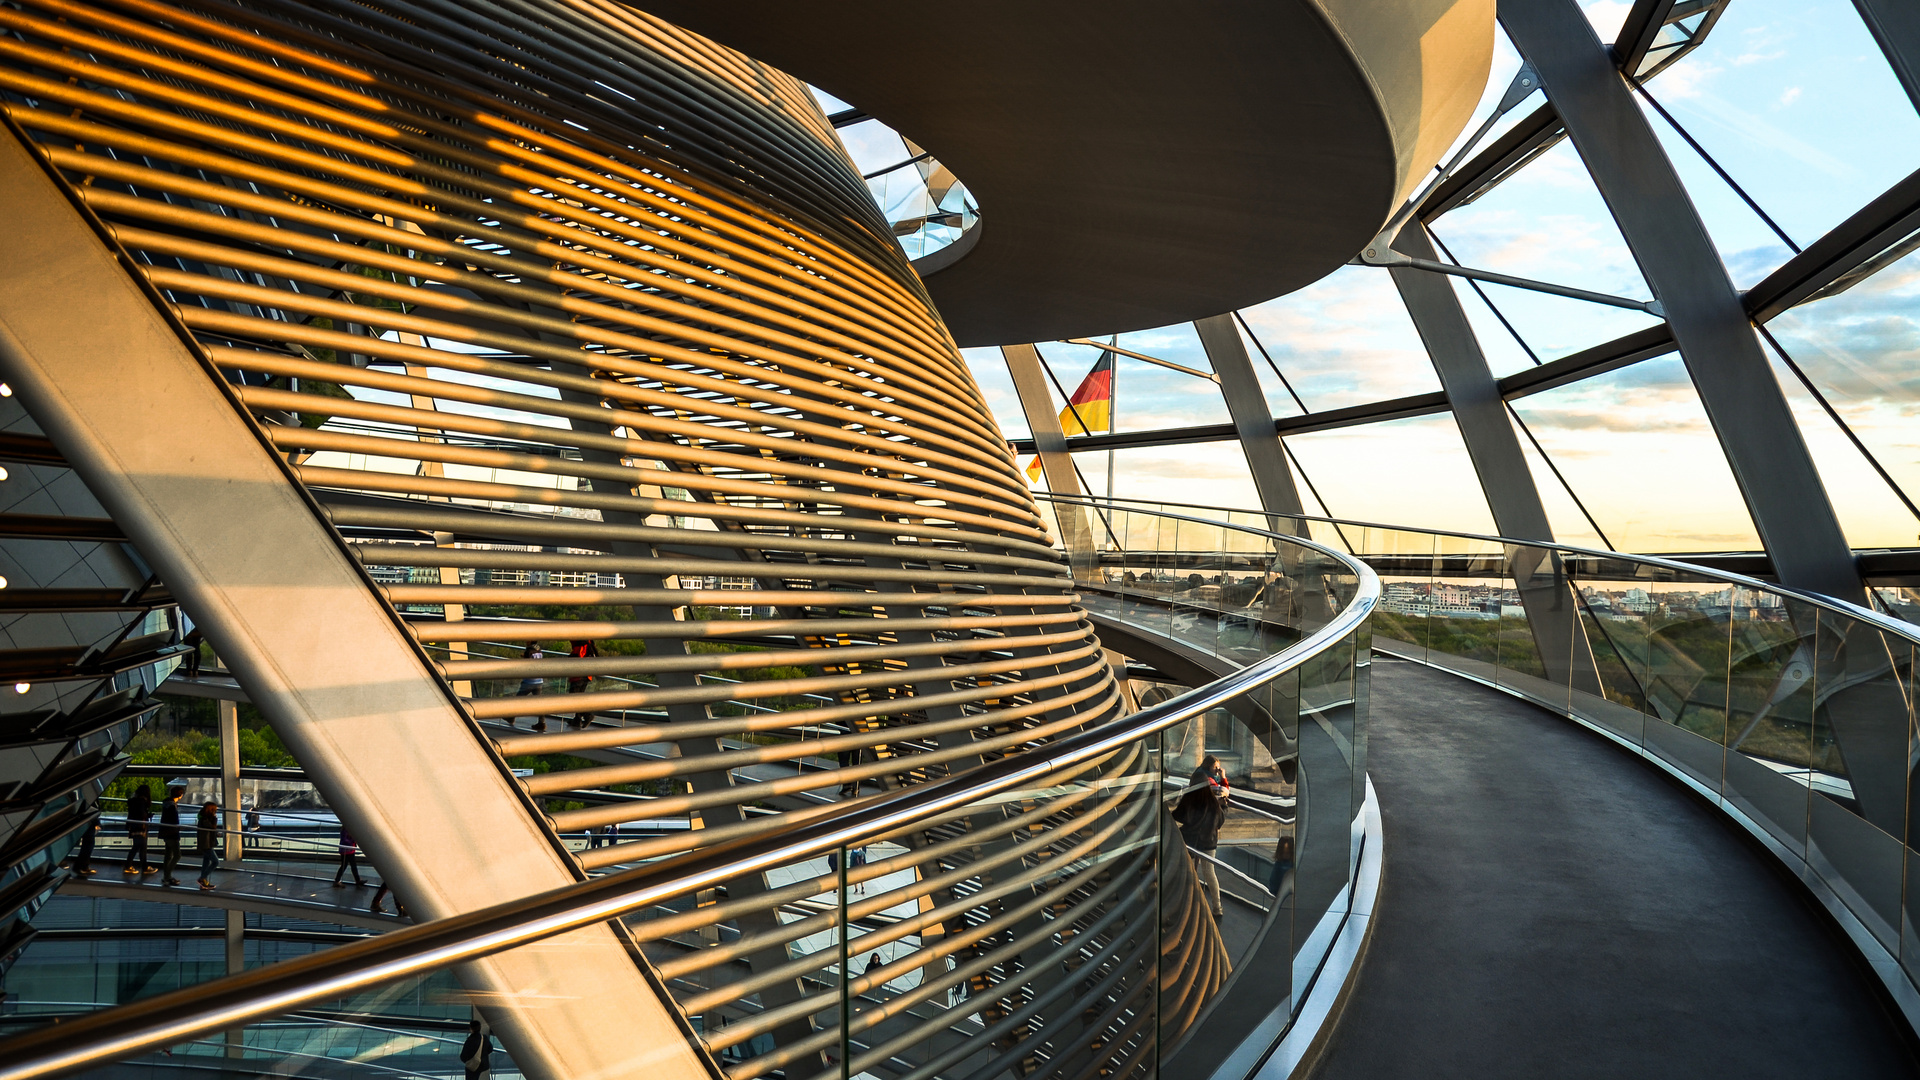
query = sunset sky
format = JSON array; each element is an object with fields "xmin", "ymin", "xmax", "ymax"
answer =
[{"xmin": 833, "ymin": 0, "xmax": 1920, "ymax": 554}]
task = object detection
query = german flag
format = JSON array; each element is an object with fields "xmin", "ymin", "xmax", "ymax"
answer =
[{"xmin": 1025, "ymin": 351, "xmax": 1113, "ymax": 483}]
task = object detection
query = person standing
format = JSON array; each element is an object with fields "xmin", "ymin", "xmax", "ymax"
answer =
[
  {"xmin": 566, "ymin": 639, "xmax": 598, "ymax": 729},
  {"xmin": 1173, "ymin": 755, "xmax": 1229, "ymax": 919},
  {"xmin": 460, "ymin": 1016, "xmax": 493, "ymax": 1080},
  {"xmin": 514, "ymin": 643, "xmax": 545, "ymax": 731},
  {"xmin": 333, "ymin": 828, "xmax": 365, "ymax": 887},
  {"xmin": 848, "ymin": 846, "xmax": 867, "ymax": 895},
  {"xmin": 70, "ymin": 815, "xmax": 98, "ymax": 876},
  {"xmin": 1268, "ymin": 834, "xmax": 1295, "ymax": 897},
  {"xmin": 180, "ymin": 627, "xmax": 205, "ymax": 678},
  {"xmin": 124, "ymin": 783, "xmax": 153, "ymax": 876},
  {"xmin": 196, "ymin": 799, "xmax": 221, "ymax": 890},
  {"xmin": 157, "ymin": 786, "xmax": 185, "ymax": 886}
]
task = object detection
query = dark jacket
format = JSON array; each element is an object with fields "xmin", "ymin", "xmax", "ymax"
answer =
[
  {"xmin": 158, "ymin": 798, "xmax": 181, "ymax": 840},
  {"xmin": 196, "ymin": 806, "xmax": 220, "ymax": 852},
  {"xmin": 1173, "ymin": 767, "xmax": 1227, "ymax": 852},
  {"xmin": 126, "ymin": 788, "xmax": 152, "ymax": 834}
]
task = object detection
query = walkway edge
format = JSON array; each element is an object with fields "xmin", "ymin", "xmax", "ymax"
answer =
[
  {"xmin": 63, "ymin": 879, "xmax": 405, "ymax": 933},
  {"xmin": 1373, "ymin": 645, "xmax": 1920, "ymax": 1043},
  {"xmin": 1219, "ymin": 776, "xmax": 1384, "ymax": 1080}
]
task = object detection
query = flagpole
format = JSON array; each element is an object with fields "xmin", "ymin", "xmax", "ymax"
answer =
[{"xmin": 1105, "ymin": 337, "xmax": 1115, "ymax": 548}]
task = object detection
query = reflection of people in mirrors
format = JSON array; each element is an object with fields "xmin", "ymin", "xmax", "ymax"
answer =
[
  {"xmin": 1268, "ymin": 834, "xmax": 1295, "ymax": 899},
  {"xmin": 71, "ymin": 816, "xmax": 99, "ymax": 876},
  {"xmin": 1173, "ymin": 754, "xmax": 1229, "ymax": 918},
  {"xmin": 180, "ymin": 627, "xmax": 205, "ymax": 678},
  {"xmin": 196, "ymin": 799, "xmax": 222, "ymax": 890},
  {"xmin": 125, "ymin": 783, "xmax": 153, "ymax": 875}
]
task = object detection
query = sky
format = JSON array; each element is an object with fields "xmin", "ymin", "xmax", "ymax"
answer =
[{"xmin": 824, "ymin": 0, "xmax": 1920, "ymax": 553}]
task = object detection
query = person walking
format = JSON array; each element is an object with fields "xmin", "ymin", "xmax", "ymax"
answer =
[
  {"xmin": 70, "ymin": 815, "xmax": 98, "ymax": 876},
  {"xmin": 566, "ymin": 639, "xmax": 598, "ymax": 729},
  {"xmin": 157, "ymin": 785, "xmax": 185, "ymax": 886},
  {"xmin": 514, "ymin": 643, "xmax": 545, "ymax": 731},
  {"xmin": 124, "ymin": 783, "xmax": 153, "ymax": 876},
  {"xmin": 196, "ymin": 799, "xmax": 221, "ymax": 890},
  {"xmin": 333, "ymin": 828, "xmax": 365, "ymax": 887},
  {"xmin": 1173, "ymin": 755, "xmax": 1230, "ymax": 919},
  {"xmin": 370, "ymin": 881, "xmax": 405, "ymax": 917}
]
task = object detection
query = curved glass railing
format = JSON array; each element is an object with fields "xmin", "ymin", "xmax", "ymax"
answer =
[
  {"xmin": 1038, "ymin": 493, "xmax": 1920, "ymax": 1032},
  {"xmin": 0, "ymin": 506, "xmax": 1376, "ymax": 1080}
]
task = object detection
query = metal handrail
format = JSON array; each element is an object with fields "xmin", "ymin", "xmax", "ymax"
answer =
[
  {"xmin": 1036, "ymin": 492, "xmax": 1920, "ymax": 648},
  {"xmin": 0, "ymin": 517, "xmax": 1377, "ymax": 1080}
]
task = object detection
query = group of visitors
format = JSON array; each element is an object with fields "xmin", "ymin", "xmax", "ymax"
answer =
[
  {"xmin": 72, "ymin": 783, "xmax": 223, "ymax": 890},
  {"xmin": 72, "ymin": 784, "xmax": 408, "ymax": 917},
  {"xmin": 513, "ymin": 639, "xmax": 599, "ymax": 732}
]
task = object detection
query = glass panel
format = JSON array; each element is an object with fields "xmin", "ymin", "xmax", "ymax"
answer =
[
  {"xmin": 3, "ymin": 943, "xmax": 501, "ymax": 1075},
  {"xmin": 1420, "ymin": 534, "xmax": 1504, "ymax": 685},
  {"xmin": 1359, "ymin": 527, "xmax": 1438, "ymax": 663},
  {"xmin": 1510, "ymin": 416, "xmax": 1614, "ymax": 552},
  {"xmin": 1290, "ymin": 629, "xmax": 1356, "ymax": 996},
  {"xmin": 1568, "ymin": 557, "xmax": 1655, "ymax": 746},
  {"xmin": 1507, "ymin": 356, "xmax": 1763, "ymax": 554},
  {"xmin": 1110, "ymin": 323, "xmax": 1233, "ymax": 434},
  {"xmin": 958, "ymin": 346, "xmax": 1029, "ymax": 441},
  {"xmin": 1811, "ymin": 614, "xmax": 1914, "ymax": 847},
  {"xmin": 1809, "ymin": 797, "xmax": 1905, "ymax": 952},
  {"xmin": 1076, "ymin": 445, "xmax": 1260, "ymax": 513},
  {"xmin": 1760, "ymin": 335, "xmax": 1920, "ymax": 551},
  {"xmin": 1640, "ymin": 0, "xmax": 1920, "ymax": 270},
  {"xmin": 1283, "ymin": 415, "xmax": 1497, "ymax": 536},
  {"xmin": 1497, "ymin": 543, "xmax": 1570, "ymax": 710},
  {"xmin": 1427, "ymin": 139, "xmax": 1663, "ymax": 364},
  {"xmin": 1640, "ymin": 576, "xmax": 1732, "ymax": 789},
  {"xmin": 1762, "ymin": 245, "xmax": 1920, "ymax": 551},
  {"xmin": 1234, "ymin": 266, "xmax": 1445, "ymax": 416},
  {"xmin": 1720, "ymin": 594, "xmax": 1817, "ymax": 854}
]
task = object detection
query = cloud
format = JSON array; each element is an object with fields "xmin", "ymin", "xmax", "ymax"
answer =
[
  {"xmin": 1776, "ymin": 86, "xmax": 1802, "ymax": 108},
  {"xmin": 1766, "ymin": 253, "xmax": 1920, "ymax": 404},
  {"xmin": 1731, "ymin": 23, "xmax": 1790, "ymax": 67},
  {"xmin": 1582, "ymin": 0, "xmax": 1631, "ymax": 40},
  {"xmin": 1654, "ymin": 57, "xmax": 1722, "ymax": 101}
]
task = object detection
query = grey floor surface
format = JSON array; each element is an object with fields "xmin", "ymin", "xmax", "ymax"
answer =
[{"xmin": 1310, "ymin": 659, "xmax": 1917, "ymax": 1079}]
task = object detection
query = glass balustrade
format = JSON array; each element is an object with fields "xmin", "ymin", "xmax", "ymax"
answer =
[
  {"xmin": 0, "ymin": 505, "xmax": 1376, "ymax": 1080},
  {"xmin": 1040, "ymin": 494, "xmax": 1920, "ymax": 1015}
]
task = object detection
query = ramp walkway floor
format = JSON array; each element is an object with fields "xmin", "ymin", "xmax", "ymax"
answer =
[
  {"xmin": 1310, "ymin": 659, "xmax": 1918, "ymax": 1079},
  {"xmin": 64, "ymin": 858, "xmax": 405, "ymax": 931}
]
